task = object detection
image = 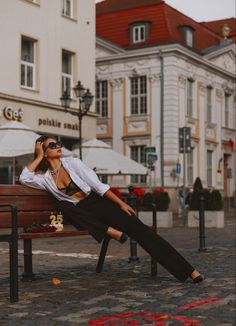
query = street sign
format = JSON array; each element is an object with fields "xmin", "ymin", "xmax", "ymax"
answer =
[
  {"xmin": 176, "ymin": 162, "xmax": 181, "ymax": 174},
  {"xmin": 145, "ymin": 146, "xmax": 156, "ymax": 153},
  {"xmin": 179, "ymin": 127, "xmax": 191, "ymax": 153},
  {"xmin": 147, "ymin": 153, "xmax": 158, "ymax": 162}
]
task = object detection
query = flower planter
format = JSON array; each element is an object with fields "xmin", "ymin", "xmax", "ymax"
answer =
[
  {"xmin": 187, "ymin": 211, "xmax": 224, "ymax": 228},
  {"xmin": 138, "ymin": 211, "xmax": 173, "ymax": 228}
]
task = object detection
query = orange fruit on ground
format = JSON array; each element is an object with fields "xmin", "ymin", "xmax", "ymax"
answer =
[{"xmin": 51, "ymin": 278, "xmax": 61, "ymax": 285}]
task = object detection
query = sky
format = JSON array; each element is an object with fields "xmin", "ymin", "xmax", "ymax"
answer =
[{"xmin": 95, "ymin": 0, "xmax": 236, "ymax": 22}]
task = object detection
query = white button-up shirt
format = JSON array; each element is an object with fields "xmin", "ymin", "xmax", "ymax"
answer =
[{"xmin": 19, "ymin": 157, "xmax": 110, "ymax": 205}]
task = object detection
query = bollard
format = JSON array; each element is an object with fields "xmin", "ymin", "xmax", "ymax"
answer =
[
  {"xmin": 198, "ymin": 190, "xmax": 207, "ymax": 252},
  {"xmin": 127, "ymin": 186, "xmax": 139, "ymax": 262}
]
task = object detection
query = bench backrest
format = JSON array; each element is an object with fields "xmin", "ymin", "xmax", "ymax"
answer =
[{"xmin": 0, "ymin": 185, "xmax": 57, "ymax": 228}]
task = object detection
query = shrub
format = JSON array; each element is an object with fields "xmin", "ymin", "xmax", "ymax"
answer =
[
  {"xmin": 153, "ymin": 192, "xmax": 170, "ymax": 211},
  {"xmin": 140, "ymin": 192, "xmax": 153, "ymax": 206},
  {"xmin": 189, "ymin": 177, "xmax": 223, "ymax": 211},
  {"xmin": 140, "ymin": 191, "xmax": 170, "ymax": 211},
  {"xmin": 203, "ymin": 189, "xmax": 211, "ymax": 210},
  {"xmin": 193, "ymin": 177, "xmax": 203, "ymax": 191},
  {"xmin": 189, "ymin": 177, "xmax": 204, "ymax": 210},
  {"xmin": 210, "ymin": 190, "xmax": 223, "ymax": 211},
  {"xmin": 189, "ymin": 189, "xmax": 200, "ymax": 210}
]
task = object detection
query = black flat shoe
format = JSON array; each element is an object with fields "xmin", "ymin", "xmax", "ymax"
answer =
[
  {"xmin": 192, "ymin": 274, "xmax": 205, "ymax": 283},
  {"xmin": 119, "ymin": 233, "xmax": 129, "ymax": 244}
]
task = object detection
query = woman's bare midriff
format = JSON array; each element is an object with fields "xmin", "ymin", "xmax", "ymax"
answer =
[{"xmin": 71, "ymin": 191, "xmax": 87, "ymax": 201}]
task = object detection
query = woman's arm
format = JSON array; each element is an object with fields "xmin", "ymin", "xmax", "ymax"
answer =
[
  {"xmin": 19, "ymin": 141, "xmax": 46, "ymax": 190},
  {"xmin": 27, "ymin": 141, "xmax": 44, "ymax": 172},
  {"xmin": 104, "ymin": 189, "xmax": 136, "ymax": 216}
]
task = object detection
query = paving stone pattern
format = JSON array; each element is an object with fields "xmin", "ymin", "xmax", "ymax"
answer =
[{"xmin": 0, "ymin": 217, "xmax": 235, "ymax": 325}]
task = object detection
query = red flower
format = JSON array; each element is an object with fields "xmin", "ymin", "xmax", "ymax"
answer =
[
  {"xmin": 110, "ymin": 187, "xmax": 122, "ymax": 199},
  {"xmin": 133, "ymin": 186, "xmax": 146, "ymax": 202},
  {"xmin": 227, "ymin": 138, "xmax": 234, "ymax": 151},
  {"xmin": 153, "ymin": 187, "xmax": 165, "ymax": 193}
]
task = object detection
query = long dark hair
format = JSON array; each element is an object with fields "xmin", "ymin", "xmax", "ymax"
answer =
[{"xmin": 34, "ymin": 135, "xmax": 57, "ymax": 173}]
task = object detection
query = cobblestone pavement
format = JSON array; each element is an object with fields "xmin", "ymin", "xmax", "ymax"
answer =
[{"xmin": 0, "ymin": 216, "xmax": 235, "ymax": 326}]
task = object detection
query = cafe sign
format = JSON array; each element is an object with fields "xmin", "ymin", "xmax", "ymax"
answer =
[{"xmin": 1, "ymin": 106, "xmax": 24, "ymax": 122}]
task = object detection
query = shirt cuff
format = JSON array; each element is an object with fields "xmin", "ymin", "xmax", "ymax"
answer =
[{"xmin": 98, "ymin": 184, "xmax": 110, "ymax": 197}]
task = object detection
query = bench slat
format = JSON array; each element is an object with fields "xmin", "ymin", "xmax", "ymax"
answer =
[
  {"xmin": 19, "ymin": 230, "xmax": 89, "ymax": 239},
  {"xmin": 0, "ymin": 211, "xmax": 52, "ymax": 228},
  {"xmin": 0, "ymin": 185, "xmax": 50, "ymax": 196},
  {"xmin": 0, "ymin": 197, "xmax": 57, "ymax": 211}
]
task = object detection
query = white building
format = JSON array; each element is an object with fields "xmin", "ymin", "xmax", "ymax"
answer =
[
  {"xmin": 0, "ymin": 0, "xmax": 96, "ymax": 182},
  {"xmin": 96, "ymin": 0, "xmax": 236, "ymax": 208}
]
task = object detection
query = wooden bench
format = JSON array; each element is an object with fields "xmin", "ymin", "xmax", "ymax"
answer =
[{"xmin": 0, "ymin": 185, "xmax": 111, "ymax": 303}]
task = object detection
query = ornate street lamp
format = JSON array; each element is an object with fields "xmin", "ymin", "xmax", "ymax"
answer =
[
  {"xmin": 60, "ymin": 81, "xmax": 94, "ymax": 160},
  {"xmin": 60, "ymin": 91, "xmax": 71, "ymax": 109}
]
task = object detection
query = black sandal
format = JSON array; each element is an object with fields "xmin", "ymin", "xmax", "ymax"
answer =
[
  {"xmin": 192, "ymin": 274, "xmax": 205, "ymax": 283},
  {"xmin": 119, "ymin": 233, "xmax": 129, "ymax": 244}
]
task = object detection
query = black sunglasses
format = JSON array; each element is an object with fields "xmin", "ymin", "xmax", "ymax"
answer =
[{"xmin": 43, "ymin": 141, "xmax": 63, "ymax": 152}]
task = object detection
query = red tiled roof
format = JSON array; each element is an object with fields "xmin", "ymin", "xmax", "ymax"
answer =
[
  {"xmin": 96, "ymin": 1, "xmax": 224, "ymax": 52},
  {"xmin": 201, "ymin": 18, "xmax": 236, "ymax": 37},
  {"xmin": 97, "ymin": 0, "xmax": 163, "ymax": 14},
  {"xmin": 201, "ymin": 18, "xmax": 236, "ymax": 43}
]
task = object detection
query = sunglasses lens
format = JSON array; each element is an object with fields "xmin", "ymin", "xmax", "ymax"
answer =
[
  {"xmin": 48, "ymin": 142, "xmax": 57, "ymax": 149},
  {"xmin": 44, "ymin": 141, "xmax": 63, "ymax": 151}
]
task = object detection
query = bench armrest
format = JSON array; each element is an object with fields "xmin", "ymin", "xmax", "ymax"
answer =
[{"xmin": 0, "ymin": 204, "xmax": 18, "ymax": 236}]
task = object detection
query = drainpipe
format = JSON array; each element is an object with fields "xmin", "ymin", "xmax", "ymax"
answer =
[{"xmin": 159, "ymin": 50, "xmax": 164, "ymax": 187}]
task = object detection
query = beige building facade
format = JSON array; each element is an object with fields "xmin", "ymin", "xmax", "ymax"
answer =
[
  {"xmin": 0, "ymin": 0, "xmax": 96, "ymax": 182},
  {"xmin": 95, "ymin": 38, "xmax": 236, "ymax": 205}
]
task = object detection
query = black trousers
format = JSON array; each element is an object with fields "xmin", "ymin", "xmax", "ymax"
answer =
[{"xmin": 56, "ymin": 192, "xmax": 195, "ymax": 282}]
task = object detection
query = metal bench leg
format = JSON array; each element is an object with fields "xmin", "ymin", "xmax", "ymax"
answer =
[
  {"xmin": 96, "ymin": 236, "xmax": 110, "ymax": 273},
  {"xmin": 151, "ymin": 204, "xmax": 157, "ymax": 276},
  {"xmin": 9, "ymin": 239, "xmax": 19, "ymax": 302},
  {"xmin": 22, "ymin": 239, "xmax": 35, "ymax": 280}
]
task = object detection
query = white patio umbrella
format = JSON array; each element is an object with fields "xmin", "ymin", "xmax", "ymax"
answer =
[
  {"xmin": 72, "ymin": 138, "xmax": 148, "ymax": 175},
  {"xmin": 0, "ymin": 121, "xmax": 72, "ymax": 183}
]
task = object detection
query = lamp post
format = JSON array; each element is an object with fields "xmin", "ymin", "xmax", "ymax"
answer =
[{"xmin": 60, "ymin": 81, "xmax": 94, "ymax": 160}]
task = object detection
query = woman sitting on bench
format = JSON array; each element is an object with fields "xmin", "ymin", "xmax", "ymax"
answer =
[{"xmin": 19, "ymin": 135, "xmax": 204, "ymax": 284}]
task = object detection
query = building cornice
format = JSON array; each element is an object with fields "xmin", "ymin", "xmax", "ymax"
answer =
[
  {"xmin": 0, "ymin": 92, "xmax": 98, "ymax": 118},
  {"xmin": 96, "ymin": 37, "xmax": 125, "ymax": 54},
  {"xmin": 96, "ymin": 42, "xmax": 235, "ymax": 80}
]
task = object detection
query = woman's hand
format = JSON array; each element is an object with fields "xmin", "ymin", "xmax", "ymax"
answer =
[
  {"xmin": 35, "ymin": 141, "xmax": 44, "ymax": 159},
  {"xmin": 103, "ymin": 190, "xmax": 136, "ymax": 216},
  {"xmin": 120, "ymin": 203, "xmax": 136, "ymax": 216}
]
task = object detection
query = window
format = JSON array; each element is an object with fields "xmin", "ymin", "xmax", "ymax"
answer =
[
  {"xmin": 130, "ymin": 21, "xmax": 151, "ymax": 44},
  {"xmin": 62, "ymin": 0, "xmax": 72, "ymax": 17},
  {"xmin": 185, "ymin": 29, "xmax": 193, "ymax": 47},
  {"xmin": 130, "ymin": 145, "xmax": 147, "ymax": 184},
  {"xmin": 187, "ymin": 150, "xmax": 193, "ymax": 185},
  {"xmin": 207, "ymin": 150, "xmax": 213, "ymax": 187},
  {"xmin": 130, "ymin": 76, "xmax": 147, "ymax": 115},
  {"xmin": 206, "ymin": 87, "xmax": 212, "ymax": 123},
  {"xmin": 225, "ymin": 93, "xmax": 230, "ymax": 128},
  {"xmin": 21, "ymin": 37, "xmax": 36, "ymax": 89},
  {"xmin": 187, "ymin": 79, "xmax": 193, "ymax": 117},
  {"xmin": 99, "ymin": 175, "xmax": 108, "ymax": 184},
  {"xmin": 96, "ymin": 81, "xmax": 108, "ymax": 117},
  {"xmin": 181, "ymin": 25, "xmax": 194, "ymax": 47},
  {"xmin": 132, "ymin": 25, "xmax": 146, "ymax": 43},
  {"xmin": 62, "ymin": 50, "xmax": 73, "ymax": 95}
]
